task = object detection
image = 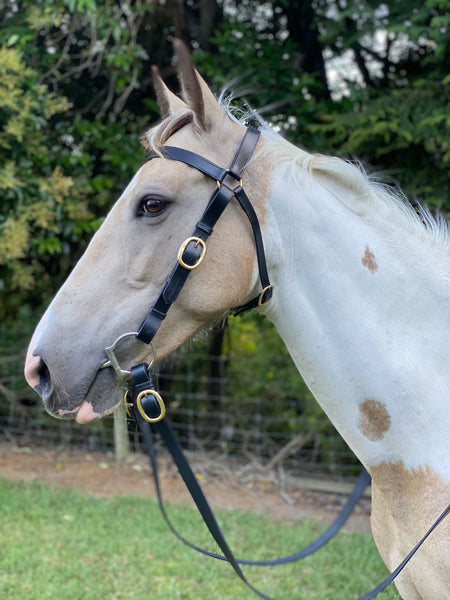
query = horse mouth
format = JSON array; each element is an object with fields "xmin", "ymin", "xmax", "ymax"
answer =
[
  {"xmin": 43, "ymin": 366, "xmax": 122, "ymax": 424},
  {"xmin": 74, "ymin": 397, "xmax": 120, "ymax": 424},
  {"xmin": 46, "ymin": 397, "xmax": 120, "ymax": 424},
  {"xmin": 55, "ymin": 405, "xmax": 83, "ymax": 419}
]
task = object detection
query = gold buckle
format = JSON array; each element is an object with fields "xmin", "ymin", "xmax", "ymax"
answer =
[
  {"xmin": 123, "ymin": 389, "xmax": 134, "ymax": 418},
  {"xmin": 136, "ymin": 389, "xmax": 166, "ymax": 423},
  {"xmin": 257, "ymin": 285, "xmax": 274, "ymax": 307},
  {"xmin": 177, "ymin": 237, "xmax": 207, "ymax": 270}
]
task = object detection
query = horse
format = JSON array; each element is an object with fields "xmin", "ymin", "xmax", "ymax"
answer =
[{"xmin": 24, "ymin": 40, "xmax": 449, "ymax": 599}]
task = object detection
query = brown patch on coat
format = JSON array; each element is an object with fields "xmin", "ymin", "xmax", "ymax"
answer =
[
  {"xmin": 370, "ymin": 461, "xmax": 450, "ymax": 600},
  {"xmin": 358, "ymin": 399, "xmax": 391, "ymax": 441},
  {"xmin": 361, "ymin": 245, "xmax": 378, "ymax": 273}
]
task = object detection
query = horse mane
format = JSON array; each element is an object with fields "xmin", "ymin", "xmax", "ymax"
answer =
[
  {"xmin": 271, "ymin": 137, "xmax": 450, "ymax": 254},
  {"xmin": 219, "ymin": 96, "xmax": 450, "ymax": 255}
]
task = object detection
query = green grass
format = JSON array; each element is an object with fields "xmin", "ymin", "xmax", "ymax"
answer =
[{"xmin": 0, "ymin": 477, "xmax": 400, "ymax": 600}]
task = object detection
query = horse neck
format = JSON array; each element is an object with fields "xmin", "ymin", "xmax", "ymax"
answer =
[{"xmin": 261, "ymin": 155, "xmax": 450, "ymax": 482}]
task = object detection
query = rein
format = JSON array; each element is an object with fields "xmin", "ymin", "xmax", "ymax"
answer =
[
  {"xmin": 128, "ymin": 376, "xmax": 450, "ymax": 600},
  {"xmin": 101, "ymin": 126, "xmax": 450, "ymax": 599}
]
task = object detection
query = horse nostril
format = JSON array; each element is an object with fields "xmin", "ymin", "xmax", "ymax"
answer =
[
  {"xmin": 24, "ymin": 354, "xmax": 52, "ymax": 398},
  {"xmin": 36, "ymin": 358, "xmax": 52, "ymax": 398},
  {"xmin": 38, "ymin": 360, "xmax": 50, "ymax": 383}
]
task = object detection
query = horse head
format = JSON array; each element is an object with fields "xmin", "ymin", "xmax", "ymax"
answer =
[{"xmin": 24, "ymin": 40, "xmax": 270, "ymax": 423}]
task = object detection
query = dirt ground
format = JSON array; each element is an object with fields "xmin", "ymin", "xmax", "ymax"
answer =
[{"xmin": 0, "ymin": 441, "xmax": 371, "ymax": 533}]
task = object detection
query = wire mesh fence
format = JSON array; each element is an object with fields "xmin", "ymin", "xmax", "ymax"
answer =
[{"xmin": 1, "ymin": 319, "xmax": 361, "ymax": 479}]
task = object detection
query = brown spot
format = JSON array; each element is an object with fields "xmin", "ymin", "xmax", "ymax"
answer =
[
  {"xmin": 361, "ymin": 245, "xmax": 378, "ymax": 273},
  {"xmin": 358, "ymin": 399, "xmax": 391, "ymax": 441},
  {"xmin": 370, "ymin": 461, "xmax": 450, "ymax": 599}
]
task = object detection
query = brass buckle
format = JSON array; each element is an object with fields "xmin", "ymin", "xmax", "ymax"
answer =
[
  {"xmin": 136, "ymin": 389, "xmax": 166, "ymax": 423},
  {"xmin": 257, "ymin": 284, "xmax": 274, "ymax": 307},
  {"xmin": 177, "ymin": 237, "xmax": 207, "ymax": 270},
  {"xmin": 123, "ymin": 389, "xmax": 134, "ymax": 418}
]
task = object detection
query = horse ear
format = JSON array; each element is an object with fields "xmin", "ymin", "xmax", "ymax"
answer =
[
  {"xmin": 173, "ymin": 38, "xmax": 224, "ymax": 131},
  {"xmin": 151, "ymin": 65, "xmax": 186, "ymax": 118}
]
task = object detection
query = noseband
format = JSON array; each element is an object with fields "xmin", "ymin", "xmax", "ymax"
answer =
[{"xmin": 102, "ymin": 127, "xmax": 273, "ymax": 419}]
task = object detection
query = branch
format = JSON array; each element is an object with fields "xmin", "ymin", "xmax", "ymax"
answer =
[
  {"xmin": 113, "ymin": 65, "xmax": 139, "ymax": 116},
  {"xmin": 352, "ymin": 43, "xmax": 374, "ymax": 87},
  {"xmin": 96, "ymin": 72, "xmax": 118, "ymax": 119},
  {"xmin": 266, "ymin": 431, "xmax": 312, "ymax": 471}
]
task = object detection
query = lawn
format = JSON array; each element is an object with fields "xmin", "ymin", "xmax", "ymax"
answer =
[{"xmin": 0, "ymin": 477, "xmax": 400, "ymax": 600}]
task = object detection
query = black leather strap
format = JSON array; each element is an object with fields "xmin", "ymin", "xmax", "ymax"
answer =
[
  {"xmin": 229, "ymin": 127, "xmax": 261, "ymax": 177},
  {"xmin": 232, "ymin": 185, "xmax": 273, "ymax": 314},
  {"xmin": 142, "ymin": 414, "xmax": 371, "ymax": 567},
  {"xmin": 131, "ymin": 371, "xmax": 275, "ymax": 600},
  {"xmin": 161, "ymin": 146, "xmax": 228, "ymax": 181},
  {"xmin": 137, "ymin": 184, "xmax": 235, "ymax": 343}
]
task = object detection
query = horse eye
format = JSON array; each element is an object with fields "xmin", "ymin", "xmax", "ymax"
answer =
[{"xmin": 138, "ymin": 197, "xmax": 167, "ymax": 216}]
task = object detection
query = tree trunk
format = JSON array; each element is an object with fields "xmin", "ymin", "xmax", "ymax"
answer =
[
  {"xmin": 197, "ymin": 0, "xmax": 223, "ymax": 49},
  {"xmin": 279, "ymin": 0, "xmax": 331, "ymax": 100},
  {"xmin": 165, "ymin": 0, "xmax": 187, "ymax": 39}
]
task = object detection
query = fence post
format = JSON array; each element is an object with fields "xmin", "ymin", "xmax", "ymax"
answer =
[{"xmin": 113, "ymin": 400, "xmax": 129, "ymax": 461}]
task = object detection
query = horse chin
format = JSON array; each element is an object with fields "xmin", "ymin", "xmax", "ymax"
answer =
[{"xmin": 74, "ymin": 367, "xmax": 123, "ymax": 424}]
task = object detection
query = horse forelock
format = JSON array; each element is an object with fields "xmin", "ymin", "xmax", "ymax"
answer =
[{"xmin": 141, "ymin": 108, "xmax": 194, "ymax": 154}]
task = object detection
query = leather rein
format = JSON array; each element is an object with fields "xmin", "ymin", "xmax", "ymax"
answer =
[{"xmin": 101, "ymin": 126, "xmax": 450, "ymax": 600}]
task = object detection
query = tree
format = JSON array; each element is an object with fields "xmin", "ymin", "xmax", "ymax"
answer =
[
  {"xmin": 3, "ymin": 0, "xmax": 447, "ymax": 324},
  {"xmin": 194, "ymin": 1, "xmax": 449, "ymax": 212},
  {"xmin": 312, "ymin": 0, "xmax": 450, "ymax": 211},
  {"xmin": 0, "ymin": 1, "xmax": 154, "ymax": 321},
  {"xmin": 0, "ymin": 44, "xmax": 78, "ymax": 319}
]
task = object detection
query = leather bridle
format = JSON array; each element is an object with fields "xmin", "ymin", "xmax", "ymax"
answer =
[
  {"xmin": 100, "ymin": 126, "xmax": 450, "ymax": 600},
  {"xmin": 102, "ymin": 126, "xmax": 273, "ymax": 420},
  {"xmin": 136, "ymin": 126, "xmax": 273, "ymax": 347}
]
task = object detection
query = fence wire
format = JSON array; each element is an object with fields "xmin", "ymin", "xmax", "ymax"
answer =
[{"xmin": 1, "ymin": 327, "xmax": 361, "ymax": 479}]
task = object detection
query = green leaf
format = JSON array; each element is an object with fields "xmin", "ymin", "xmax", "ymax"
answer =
[{"xmin": 6, "ymin": 34, "xmax": 19, "ymax": 47}]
